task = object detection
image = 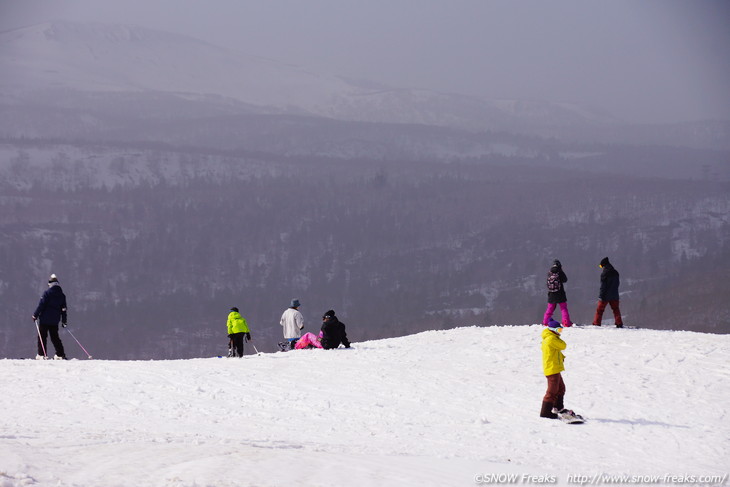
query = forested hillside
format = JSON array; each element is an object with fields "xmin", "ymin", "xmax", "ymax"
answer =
[{"xmin": 1, "ymin": 140, "xmax": 727, "ymax": 359}]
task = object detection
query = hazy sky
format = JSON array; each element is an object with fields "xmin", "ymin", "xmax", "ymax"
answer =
[{"xmin": 1, "ymin": 0, "xmax": 729, "ymax": 123}]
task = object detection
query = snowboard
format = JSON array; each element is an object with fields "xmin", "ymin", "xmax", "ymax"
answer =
[
  {"xmin": 277, "ymin": 340, "xmax": 298, "ymax": 352},
  {"xmin": 554, "ymin": 408, "xmax": 585, "ymax": 424},
  {"xmin": 573, "ymin": 323, "xmax": 638, "ymax": 329}
]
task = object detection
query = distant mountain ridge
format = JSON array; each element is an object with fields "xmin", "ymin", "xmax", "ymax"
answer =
[{"xmin": 0, "ymin": 20, "xmax": 615, "ymax": 132}]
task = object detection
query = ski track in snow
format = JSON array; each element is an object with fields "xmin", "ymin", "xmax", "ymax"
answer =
[{"xmin": 1, "ymin": 326, "xmax": 728, "ymax": 487}]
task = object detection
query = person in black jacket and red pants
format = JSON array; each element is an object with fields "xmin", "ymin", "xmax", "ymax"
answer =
[
  {"xmin": 593, "ymin": 257, "xmax": 624, "ymax": 328},
  {"xmin": 32, "ymin": 274, "xmax": 68, "ymax": 359}
]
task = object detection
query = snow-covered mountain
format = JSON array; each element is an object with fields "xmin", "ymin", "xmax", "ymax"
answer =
[
  {"xmin": 0, "ymin": 21, "xmax": 612, "ymax": 131},
  {"xmin": 0, "ymin": 21, "xmax": 351, "ymax": 111},
  {"xmin": 1, "ymin": 326, "xmax": 727, "ymax": 486}
]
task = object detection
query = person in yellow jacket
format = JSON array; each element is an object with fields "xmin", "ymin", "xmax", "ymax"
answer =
[
  {"xmin": 227, "ymin": 307, "xmax": 251, "ymax": 357},
  {"xmin": 540, "ymin": 319, "xmax": 567, "ymax": 418}
]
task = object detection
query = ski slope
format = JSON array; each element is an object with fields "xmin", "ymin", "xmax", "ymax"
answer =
[{"xmin": 1, "ymin": 326, "xmax": 728, "ymax": 487}]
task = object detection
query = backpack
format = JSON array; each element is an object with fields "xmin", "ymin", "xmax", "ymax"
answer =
[{"xmin": 547, "ymin": 271, "xmax": 562, "ymax": 293}]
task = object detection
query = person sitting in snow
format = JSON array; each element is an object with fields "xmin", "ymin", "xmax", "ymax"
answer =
[
  {"xmin": 320, "ymin": 310, "xmax": 351, "ymax": 350},
  {"xmin": 540, "ymin": 319, "xmax": 568, "ymax": 419},
  {"xmin": 226, "ymin": 307, "xmax": 251, "ymax": 357}
]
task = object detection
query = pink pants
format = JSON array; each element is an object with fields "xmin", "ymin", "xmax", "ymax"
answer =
[
  {"xmin": 294, "ymin": 332, "xmax": 323, "ymax": 349},
  {"xmin": 543, "ymin": 302, "xmax": 571, "ymax": 326}
]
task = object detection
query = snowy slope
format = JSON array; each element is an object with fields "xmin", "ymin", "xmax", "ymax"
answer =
[{"xmin": 1, "ymin": 326, "xmax": 728, "ymax": 487}]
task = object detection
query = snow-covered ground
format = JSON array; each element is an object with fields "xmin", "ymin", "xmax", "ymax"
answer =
[{"xmin": 1, "ymin": 326, "xmax": 728, "ymax": 487}]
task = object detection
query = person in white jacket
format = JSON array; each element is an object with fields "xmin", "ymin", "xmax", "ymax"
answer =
[{"xmin": 279, "ymin": 299, "xmax": 304, "ymax": 351}]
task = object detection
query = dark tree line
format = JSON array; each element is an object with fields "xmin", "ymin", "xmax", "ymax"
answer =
[{"xmin": 1, "ymin": 144, "xmax": 728, "ymax": 359}]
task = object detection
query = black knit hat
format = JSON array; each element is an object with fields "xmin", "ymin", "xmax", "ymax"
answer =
[
  {"xmin": 230, "ymin": 307, "xmax": 239, "ymax": 312},
  {"xmin": 323, "ymin": 309, "xmax": 336, "ymax": 319},
  {"xmin": 600, "ymin": 257, "xmax": 610, "ymax": 267}
]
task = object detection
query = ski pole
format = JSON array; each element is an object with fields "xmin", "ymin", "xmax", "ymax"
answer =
[
  {"xmin": 245, "ymin": 336, "xmax": 261, "ymax": 356},
  {"xmin": 34, "ymin": 320, "xmax": 47, "ymax": 359},
  {"xmin": 65, "ymin": 327, "xmax": 93, "ymax": 359}
]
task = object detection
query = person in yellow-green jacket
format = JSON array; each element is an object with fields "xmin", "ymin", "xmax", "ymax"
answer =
[
  {"xmin": 540, "ymin": 319, "xmax": 567, "ymax": 419},
  {"xmin": 227, "ymin": 307, "xmax": 251, "ymax": 357}
]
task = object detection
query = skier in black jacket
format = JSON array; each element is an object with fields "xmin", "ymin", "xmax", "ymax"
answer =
[
  {"xmin": 320, "ymin": 310, "xmax": 351, "ymax": 350},
  {"xmin": 592, "ymin": 257, "xmax": 624, "ymax": 328},
  {"xmin": 31, "ymin": 274, "xmax": 68, "ymax": 359}
]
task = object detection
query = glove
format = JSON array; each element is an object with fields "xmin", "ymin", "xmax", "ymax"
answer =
[
  {"xmin": 227, "ymin": 334, "xmax": 233, "ymax": 339},
  {"xmin": 245, "ymin": 332, "xmax": 251, "ymax": 341},
  {"xmin": 62, "ymin": 322, "xmax": 67, "ymax": 328}
]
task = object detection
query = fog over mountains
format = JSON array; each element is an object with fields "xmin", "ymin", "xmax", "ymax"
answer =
[
  {"xmin": 0, "ymin": 21, "xmax": 728, "ymax": 359},
  {"xmin": 1, "ymin": 21, "xmax": 614, "ymax": 130}
]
